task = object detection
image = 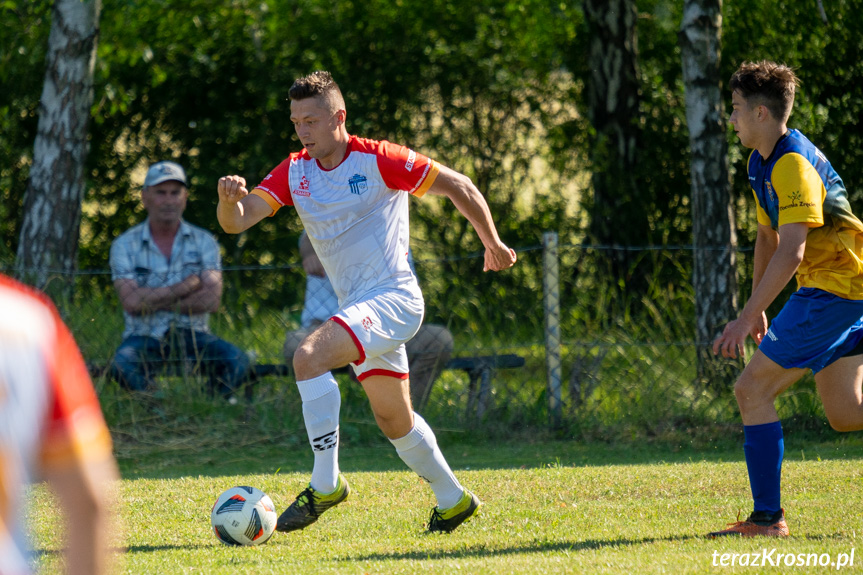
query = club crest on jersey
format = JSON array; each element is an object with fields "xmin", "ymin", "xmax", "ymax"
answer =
[
  {"xmin": 293, "ymin": 176, "xmax": 311, "ymax": 197},
  {"xmin": 361, "ymin": 316, "xmax": 373, "ymax": 330},
  {"xmin": 349, "ymin": 174, "xmax": 368, "ymax": 196}
]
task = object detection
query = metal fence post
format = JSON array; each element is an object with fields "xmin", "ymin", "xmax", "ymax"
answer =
[{"xmin": 543, "ymin": 231, "xmax": 562, "ymax": 428}]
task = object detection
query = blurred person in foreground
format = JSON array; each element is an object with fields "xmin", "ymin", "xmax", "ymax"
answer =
[
  {"xmin": 109, "ymin": 161, "xmax": 250, "ymax": 397},
  {"xmin": 710, "ymin": 61, "xmax": 863, "ymax": 538},
  {"xmin": 283, "ymin": 231, "xmax": 454, "ymax": 412},
  {"xmin": 217, "ymin": 71, "xmax": 516, "ymax": 535},
  {"xmin": 0, "ymin": 274, "xmax": 119, "ymax": 575}
]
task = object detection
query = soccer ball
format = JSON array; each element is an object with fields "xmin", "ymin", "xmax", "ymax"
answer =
[{"xmin": 211, "ymin": 486, "xmax": 278, "ymax": 546}]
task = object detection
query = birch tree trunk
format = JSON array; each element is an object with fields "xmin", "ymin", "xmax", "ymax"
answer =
[
  {"xmin": 679, "ymin": 0, "xmax": 742, "ymax": 388},
  {"xmin": 15, "ymin": 0, "xmax": 101, "ymax": 291}
]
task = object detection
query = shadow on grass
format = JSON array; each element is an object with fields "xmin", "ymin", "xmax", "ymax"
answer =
[
  {"xmin": 116, "ymin": 432, "xmax": 863, "ymax": 481},
  {"xmin": 125, "ymin": 544, "xmax": 213, "ymax": 553},
  {"xmin": 33, "ymin": 544, "xmax": 214, "ymax": 561},
  {"xmin": 344, "ymin": 534, "xmax": 699, "ymax": 563}
]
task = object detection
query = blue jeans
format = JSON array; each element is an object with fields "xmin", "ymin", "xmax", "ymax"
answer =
[{"xmin": 111, "ymin": 328, "xmax": 251, "ymax": 395}]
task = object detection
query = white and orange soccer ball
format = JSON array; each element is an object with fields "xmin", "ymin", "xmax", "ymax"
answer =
[{"xmin": 210, "ymin": 486, "xmax": 277, "ymax": 546}]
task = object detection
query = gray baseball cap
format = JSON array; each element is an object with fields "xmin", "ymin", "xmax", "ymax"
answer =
[{"xmin": 144, "ymin": 161, "xmax": 188, "ymax": 187}]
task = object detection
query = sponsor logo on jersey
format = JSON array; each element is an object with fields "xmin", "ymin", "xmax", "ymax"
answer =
[
  {"xmin": 779, "ymin": 189, "xmax": 816, "ymax": 211},
  {"xmin": 766, "ymin": 328, "xmax": 778, "ymax": 342},
  {"xmin": 263, "ymin": 174, "xmax": 273, "ymax": 181},
  {"xmin": 349, "ymin": 174, "xmax": 368, "ymax": 196},
  {"xmin": 405, "ymin": 150, "xmax": 417, "ymax": 171},
  {"xmin": 362, "ymin": 316, "xmax": 373, "ymax": 330},
  {"xmin": 293, "ymin": 176, "xmax": 311, "ymax": 197}
]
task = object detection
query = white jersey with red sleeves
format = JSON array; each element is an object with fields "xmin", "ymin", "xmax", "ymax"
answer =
[
  {"xmin": 0, "ymin": 275, "xmax": 113, "ymax": 575},
  {"xmin": 252, "ymin": 135, "xmax": 440, "ymax": 307}
]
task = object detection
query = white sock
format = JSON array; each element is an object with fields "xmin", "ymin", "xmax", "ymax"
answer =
[
  {"xmin": 390, "ymin": 413, "xmax": 464, "ymax": 509},
  {"xmin": 296, "ymin": 373, "xmax": 341, "ymax": 493}
]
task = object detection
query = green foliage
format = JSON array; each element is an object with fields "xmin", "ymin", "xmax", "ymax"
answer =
[
  {"xmin": 4, "ymin": 0, "xmax": 863, "ymax": 271},
  {"xmin": 0, "ymin": 0, "xmax": 52, "ymax": 263},
  {"xmin": 635, "ymin": 1, "xmax": 694, "ymax": 244}
]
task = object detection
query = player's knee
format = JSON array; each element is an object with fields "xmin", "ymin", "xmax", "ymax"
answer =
[
  {"xmin": 292, "ymin": 341, "xmax": 316, "ymax": 377},
  {"xmin": 733, "ymin": 377, "xmax": 771, "ymax": 414},
  {"xmin": 372, "ymin": 410, "xmax": 411, "ymax": 439},
  {"xmin": 732, "ymin": 378, "xmax": 752, "ymax": 408}
]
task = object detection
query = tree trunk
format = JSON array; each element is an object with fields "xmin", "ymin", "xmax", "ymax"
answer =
[
  {"xmin": 16, "ymin": 0, "xmax": 101, "ymax": 293},
  {"xmin": 679, "ymin": 0, "xmax": 742, "ymax": 388},
  {"xmin": 582, "ymin": 0, "xmax": 641, "ymax": 248},
  {"xmin": 582, "ymin": 0, "xmax": 646, "ymax": 301}
]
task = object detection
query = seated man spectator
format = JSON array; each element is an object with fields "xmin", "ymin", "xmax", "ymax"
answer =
[
  {"xmin": 109, "ymin": 161, "xmax": 250, "ymax": 397},
  {"xmin": 284, "ymin": 231, "xmax": 454, "ymax": 411}
]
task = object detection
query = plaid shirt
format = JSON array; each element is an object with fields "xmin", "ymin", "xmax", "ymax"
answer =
[{"xmin": 110, "ymin": 219, "xmax": 221, "ymax": 338}]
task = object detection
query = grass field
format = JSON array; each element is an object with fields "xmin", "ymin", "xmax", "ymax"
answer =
[{"xmin": 28, "ymin": 434, "xmax": 863, "ymax": 574}]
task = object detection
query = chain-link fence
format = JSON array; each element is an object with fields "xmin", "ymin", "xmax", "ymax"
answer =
[{"xmin": 38, "ymin": 236, "xmax": 828, "ymax": 442}]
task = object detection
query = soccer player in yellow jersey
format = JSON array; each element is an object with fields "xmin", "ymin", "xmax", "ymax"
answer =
[{"xmin": 710, "ymin": 61, "xmax": 863, "ymax": 537}]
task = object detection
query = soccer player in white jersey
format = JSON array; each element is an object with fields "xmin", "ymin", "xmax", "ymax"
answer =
[
  {"xmin": 217, "ymin": 70, "xmax": 516, "ymax": 534},
  {"xmin": 0, "ymin": 274, "xmax": 119, "ymax": 575}
]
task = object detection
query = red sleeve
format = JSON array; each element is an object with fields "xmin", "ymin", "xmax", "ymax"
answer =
[
  {"xmin": 251, "ymin": 156, "xmax": 298, "ymax": 213},
  {"xmin": 355, "ymin": 138, "xmax": 440, "ymax": 197},
  {"xmin": 40, "ymin": 305, "xmax": 113, "ymax": 468}
]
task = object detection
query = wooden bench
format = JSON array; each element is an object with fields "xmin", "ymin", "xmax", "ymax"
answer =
[
  {"xmin": 88, "ymin": 353, "xmax": 525, "ymax": 418},
  {"xmin": 445, "ymin": 354, "xmax": 525, "ymax": 418}
]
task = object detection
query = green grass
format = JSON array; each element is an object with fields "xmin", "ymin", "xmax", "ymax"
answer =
[{"xmin": 28, "ymin": 436, "xmax": 863, "ymax": 574}]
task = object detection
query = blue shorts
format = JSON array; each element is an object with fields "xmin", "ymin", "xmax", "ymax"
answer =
[{"xmin": 759, "ymin": 287, "xmax": 863, "ymax": 373}]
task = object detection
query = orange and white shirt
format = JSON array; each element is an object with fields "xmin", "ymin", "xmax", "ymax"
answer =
[
  {"xmin": 0, "ymin": 275, "xmax": 113, "ymax": 575},
  {"xmin": 252, "ymin": 135, "xmax": 439, "ymax": 307}
]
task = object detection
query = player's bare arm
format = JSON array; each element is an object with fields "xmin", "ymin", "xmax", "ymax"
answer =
[
  {"xmin": 713, "ymin": 222, "xmax": 808, "ymax": 359},
  {"xmin": 426, "ymin": 165, "xmax": 516, "ymax": 272},
  {"xmin": 217, "ymin": 175, "xmax": 272, "ymax": 233},
  {"xmin": 747, "ymin": 224, "xmax": 780, "ymax": 341}
]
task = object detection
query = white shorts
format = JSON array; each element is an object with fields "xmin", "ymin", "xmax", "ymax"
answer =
[{"xmin": 332, "ymin": 289, "xmax": 424, "ymax": 381}]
